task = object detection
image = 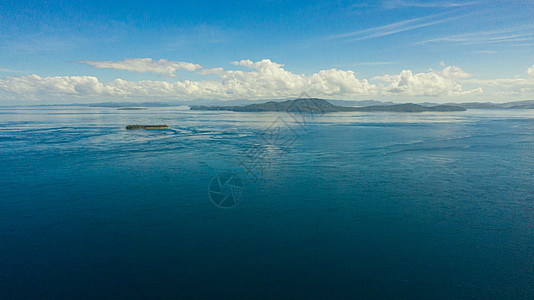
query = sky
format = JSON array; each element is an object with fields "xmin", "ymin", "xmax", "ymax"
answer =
[{"xmin": 0, "ymin": 0, "xmax": 533, "ymax": 104}]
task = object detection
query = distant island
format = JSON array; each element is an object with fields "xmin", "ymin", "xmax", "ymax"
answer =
[
  {"xmin": 117, "ymin": 107, "xmax": 147, "ymax": 110},
  {"xmin": 92, "ymin": 102, "xmax": 172, "ymax": 108},
  {"xmin": 23, "ymin": 99, "xmax": 534, "ymax": 110},
  {"xmin": 190, "ymin": 98, "xmax": 467, "ymax": 113},
  {"xmin": 126, "ymin": 125, "xmax": 169, "ymax": 130}
]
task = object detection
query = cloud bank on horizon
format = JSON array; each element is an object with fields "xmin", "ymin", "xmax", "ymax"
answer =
[
  {"xmin": 1, "ymin": 58, "xmax": 533, "ymax": 103},
  {"xmin": 1, "ymin": 1, "xmax": 533, "ymax": 104}
]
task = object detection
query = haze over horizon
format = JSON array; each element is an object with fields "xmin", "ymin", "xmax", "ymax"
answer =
[{"xmin": 1, "ymin": 0, "xmax": 533, "ymax": 105}]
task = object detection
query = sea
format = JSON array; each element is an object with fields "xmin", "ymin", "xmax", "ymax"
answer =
[{"xmin": 0, "ymin": 106, "xmax": 533, "ymax": 299}]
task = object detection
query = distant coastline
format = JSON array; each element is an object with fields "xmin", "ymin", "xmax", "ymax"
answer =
[
  {"xmin": 9, "ymin": 98, "xmax": 534, "ymax": 110},
  {"xmin": 117, "ymin": 107, "xmax": 147, "ymax": 110},
  {"xmin": 125, "ymin": 125, "xmax": 169, "ymax": 130},
  {"xmin": 190, "ymin": 98, "xmax": 467, "ymax": 113}
]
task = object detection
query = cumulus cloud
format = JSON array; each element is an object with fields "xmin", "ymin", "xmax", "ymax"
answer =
[
  {"xmin": 527, "ymin": 64, "xmax": 534, "ymax": 77},
  {"xmin": 372, "ymin": 65, "xmax": 481, "ymax": 96},
  {"xmin": 76, "ymin": 58, "xmax": 202, "ymax": 77},
  {"xmin": 199, "ymin": 59, "xmax": 377, "ymax": 98},
  {"xmin": 0, "ymin": 59, "xmax": 495, "ymax": 101},
  {"xmin": 0, "ymin": 74, "xmax": 117, "ymax": 100}
]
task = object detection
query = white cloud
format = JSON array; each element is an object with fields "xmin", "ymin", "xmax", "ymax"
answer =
[
  {"xmin": 0, "ymin": 67, "xmax": 23, "ymax": 73},
  {"xmin": 192, "ymin": 59, "xmax": 377, "ymax": 98},
  {"xmin": 2, "ymin": 59, "xmax": 520, "ymax": 102},
  {"xmin": 0, "ymin": 59, "xmax": 377, "ymax": 100},
  {"xmin": 0, "ymin": 74, "xmax": 117, "ymax": 100},
  {"xmin": 415, "ymin": 24, "xmax": 534, "ymax": 47},
  {"xmin": 384, "ymin": 1, "xmax": 480, "ymax": 9},
  {"xmin": 437, "ymin": 65, "xmax": 472, "ymax": 79},
  {"xmin": 330, "ymin": 13, "xmax": 457, "ymax": 42},
  {"xmin": 76, "ymin": 58, "xmax": 202, "ymax": 77},
  {"xmin": 372, "ymin": 65, "xmax": 481, "ymax": 96},
  {"xmin": 465, "ymin": 65, "xmax": 534, "ymax": 95},
  {"xmin": 348, "ymin": 61, "xmax": 399, "ymax": 66}
]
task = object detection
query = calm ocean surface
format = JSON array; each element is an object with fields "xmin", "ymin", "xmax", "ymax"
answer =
[{"xmin": 0, "ymin": 106, "xmax": 533, "ymax": 299}]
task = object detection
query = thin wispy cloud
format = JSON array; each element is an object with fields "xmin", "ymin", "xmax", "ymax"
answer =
[
  {"xmin": 383, "ymin": 0, "xmax": 480, "ymax": 9},
  {"xmin": 349, "ymin": 17, "xmax": 457, "ymax": 41},
  {"xmin": 0, "ymin": 67, "xmax": 23, "ymax": 73},
  {"xmin": 474, "ymin": 50, "xmax": 497, "ymax": 54},
  {"xmin": 416, "ymin": 24, "xmax": 534, "ymax": 46},
  {"xmin": 460, "ymin": 64, "xmax": 534, "ymax": 96},
  {"xmin": 330, "ymin": 13, "xmax": 458, "ymax": 42},
  {"xmin": 332, "ymin": 14, "xmax": 437, "ymax": 39},
  {"xmin": 335, "ymin": 62, "xmax": 400, "ymax": 69},
  {"xmin": 352, "ymin": 61, "xmax": 399, "ymax": 66}
]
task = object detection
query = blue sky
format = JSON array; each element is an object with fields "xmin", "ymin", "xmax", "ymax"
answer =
[{"xmin": 1, "ymin": 0, "xmax": 533, "ymax": 104}]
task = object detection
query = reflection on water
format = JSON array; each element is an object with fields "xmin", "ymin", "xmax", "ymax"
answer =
[{"xmin": 0, "ymin": 106, "xmax": 533, "ymax": 299}]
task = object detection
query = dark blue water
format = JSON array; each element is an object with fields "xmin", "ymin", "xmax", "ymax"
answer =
[{"xmin": 1, "ymin": 106, "xmax": 533, "ymax": 299}]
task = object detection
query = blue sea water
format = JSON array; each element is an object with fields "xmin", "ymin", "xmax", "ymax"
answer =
[{"xmin": 0, "ymin": 106, "xmax": 533, "ymax": 299}]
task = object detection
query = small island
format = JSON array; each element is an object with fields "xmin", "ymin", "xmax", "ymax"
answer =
[
  {"xmin": 125, "ymin": 125, "xmax": 170, "ymax": 130},
  {"xmin": 190, "ymin": 98, "xmax": 466, "ymax": 113}
]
